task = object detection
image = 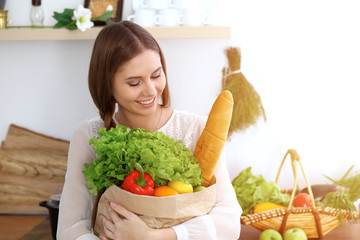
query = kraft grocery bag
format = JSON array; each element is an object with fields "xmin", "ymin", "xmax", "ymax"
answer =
[{"xmin": 94, "ymin": 183, "xmax": 216, "ymax": 235}]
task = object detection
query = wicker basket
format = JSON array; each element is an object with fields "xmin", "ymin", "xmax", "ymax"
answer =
[{"xmin": 240, "ymin": 149, "xmax": 358, "ymax": 239}]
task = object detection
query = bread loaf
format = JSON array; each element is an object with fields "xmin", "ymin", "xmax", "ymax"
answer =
[{"xmin": 194, "ymin": 90, "xmax": 233, "ymax": 187}]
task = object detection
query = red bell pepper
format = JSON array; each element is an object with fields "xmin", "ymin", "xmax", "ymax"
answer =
[{"xmin": 120, "ymin": 163, "xmax": 154, "ymax": 196}]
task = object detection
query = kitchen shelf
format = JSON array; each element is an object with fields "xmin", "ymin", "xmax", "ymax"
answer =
[{"xmin": 0, "ymin": 26, "xmax": 231, "ymax": 41}]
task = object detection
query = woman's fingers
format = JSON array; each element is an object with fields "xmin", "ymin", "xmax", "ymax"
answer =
[
  {"xmin": 102, "ymin": 227, "xmax": 115, "ymax": 240},
  {"xmin": 100, "ymin": 202, "xmax": 152, "ymax": 239},
  {"xmin": 106, "ymin": 203, "xmax": 122, "ymax": 224},
  {"xmin": 109, "ymin": 202, "xmax": 136, "ymax": 220},
  {"xmin": 101, "ymin": 214, "xmax": 115, "ymax": 231},
  {"xmin": 100, "ymin": 214, "xmax": 116, "ymax": 239}
]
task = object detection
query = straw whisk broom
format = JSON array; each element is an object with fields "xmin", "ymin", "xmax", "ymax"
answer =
[{"xmin": 221, "ymin": 47, "xmax": 266, "ymax": 137}]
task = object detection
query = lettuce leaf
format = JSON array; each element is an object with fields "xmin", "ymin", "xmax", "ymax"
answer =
[
  {"xmin": 83, "ymin": 124, "xmax": 203, "ymax": 195},
  {"xmin": 232, "ymin": 167, "xmax": 290, "ymax": 215}
]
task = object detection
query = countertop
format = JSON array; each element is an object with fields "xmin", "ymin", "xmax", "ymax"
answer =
[
  {"xmin": 0, "ymin": 214, "xmax": 359, "ymax": 240},
  {"xmin": 0, "ymin": 214, "xmax": 48, "ymax": 240}
]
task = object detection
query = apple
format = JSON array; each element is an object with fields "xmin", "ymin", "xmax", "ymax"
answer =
[
  {"xmin": 293, "ymin": 193, "xmax": 312, "ymax": 207},
  {"xmin": 193, "ymin": 186, "xmax": 206, "ymax": 192},
  {"xmin": 283, "ymin": 228, "xmax": 307, "ymax": 240},
  {"xmin": 259, "ymin": 229, "xmax": 283, "ymax": 240}
]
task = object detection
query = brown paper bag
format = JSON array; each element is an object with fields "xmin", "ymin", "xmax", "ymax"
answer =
[{"xmin": 94, "ymin": 183, "xmax": 216, "ymax": 235}]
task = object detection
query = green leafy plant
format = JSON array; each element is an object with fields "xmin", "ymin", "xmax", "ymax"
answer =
[
  {"xmin": 319, "ymin": 165, "xmax": 360, "ymax": 221},
  {"xmin": 83, "ymin": 125, "xmax": 203, "ymax": 195},
  {"xmin": 52, "ymin": 5, "xmax": 115, "ymax": 31},
  {"xmin": 317, "ymin": 191, "xmax": 357, "ymax": 222},
  {"xmin": 232, "ymin": 167, "xmax": 290, "ymax": 215},
  {"xmin": 323, "ymin": 165, "xmax": 360, "ymax": 202}
]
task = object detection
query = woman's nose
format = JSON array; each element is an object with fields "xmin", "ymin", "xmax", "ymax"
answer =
[{"xmin": 142, "ymin": 79, "xmax": 157, "ymax": 96}]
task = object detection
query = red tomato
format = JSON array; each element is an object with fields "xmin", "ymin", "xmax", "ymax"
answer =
[{"xmin": 293, "ymin": 193, "xmax": 312, "ymax": 207}]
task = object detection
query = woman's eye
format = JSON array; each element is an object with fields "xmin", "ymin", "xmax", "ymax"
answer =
[
  {"xmin": 128, "ymin": 81, "xmax": 140, "ymax": 87},
  {"xmin": 151, "ymin": 74, "xmax": 161, "ymax": 79}
]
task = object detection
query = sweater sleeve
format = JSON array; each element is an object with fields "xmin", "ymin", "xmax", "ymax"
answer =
[
  {"xmin": 57, "ymin": 120, "xmax": 99, "ymax": 240},
  {"xmin": 165, "ymin": 112, "xmax": 242, "ymax": 239},
  {"xmin": 172, "ymin": 153, "xmax": 242, "ymax": 240}
]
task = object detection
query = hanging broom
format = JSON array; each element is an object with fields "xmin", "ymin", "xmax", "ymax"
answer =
[{"xmin": 221, "ymin": 47, "xmax": 266, "ymax": 137}]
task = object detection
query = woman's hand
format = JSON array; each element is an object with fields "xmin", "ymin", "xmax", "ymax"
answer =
[
  {"xmin": 99, "ymin": 202, "xmax": 177, "ymax": 240},
  {"xmin": 99, "ymin": 202, "xmax": 152, "ymax": 240}
]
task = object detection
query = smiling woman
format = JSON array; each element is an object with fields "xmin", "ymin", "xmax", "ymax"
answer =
[
  {"xmin": 112, "ymin": 50, "xmax": 167, "ymax": 130},
  {"xmin": 56, "ymin": 20, "xmax": 241, "ymax": 240},
  {"xmin": 87, "ymin": 21, "xmax": 170, "ymax": 131}
]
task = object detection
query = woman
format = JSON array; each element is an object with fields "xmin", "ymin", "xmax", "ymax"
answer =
[{"xmin": 57, "ymin": 21, "xmax": 241, "ymax": 240}]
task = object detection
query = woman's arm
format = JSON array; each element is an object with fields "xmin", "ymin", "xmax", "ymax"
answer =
[{"xmin": 57, "ymin": 120, "xmax": 99, "ymax": 240}]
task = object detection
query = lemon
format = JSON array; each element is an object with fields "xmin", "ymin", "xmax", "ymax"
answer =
[{"xmin": 168, "ymin": 180, "xmax": 193, "ymax": 194}]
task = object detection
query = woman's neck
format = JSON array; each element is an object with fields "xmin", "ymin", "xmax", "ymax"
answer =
[{"xmin": 115, "ymin": 105, "xmax": 163, "ymax": 132}]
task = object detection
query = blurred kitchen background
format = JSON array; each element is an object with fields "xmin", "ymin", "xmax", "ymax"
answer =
[{"xmin": 1, "ymin": 0, "xmax": 360, "ymax": 191}]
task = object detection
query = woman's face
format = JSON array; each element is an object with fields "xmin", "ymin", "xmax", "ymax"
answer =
[{"xmin": 112, "ymin": 49, "xmax": 166, "ymax": 117}]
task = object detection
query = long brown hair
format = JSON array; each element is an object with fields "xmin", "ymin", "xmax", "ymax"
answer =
[{"xmin": 88, "ymin": 21, "xmax": 170, "ymax": 130}]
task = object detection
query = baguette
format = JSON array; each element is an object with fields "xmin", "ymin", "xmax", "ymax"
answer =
[{"xmin": 194, "ymin": 90, "xmax": 234, "ymax": 187}]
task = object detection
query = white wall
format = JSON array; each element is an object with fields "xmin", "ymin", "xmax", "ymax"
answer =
[
  {"xmin": 226, "ymin": 0, "xmax": 360, "ymax": 189},
  {"xmin": 0, "ymin": 0, "xmax": 229, "ymax": 143},
  {"xmin": 5, "ymin": 0, "xmax": 84, "ymax": 26},
  {"xmin": 1, "ymin": 0, "xmax": 360, "ymax": 191}
]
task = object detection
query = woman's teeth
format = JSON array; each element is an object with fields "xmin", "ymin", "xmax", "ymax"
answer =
[{"xmin": 139, "ymin": 98, "xmax": 154, "ymax": 104}]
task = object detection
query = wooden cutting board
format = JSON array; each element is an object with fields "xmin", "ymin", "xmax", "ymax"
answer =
[{"xmin": 0, "ymin": 124, "xmax": 69, "ymax": 213}]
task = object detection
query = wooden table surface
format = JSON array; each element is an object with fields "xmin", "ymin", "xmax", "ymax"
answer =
[
  {"xmin": 0, "ymin": 214, "xmax": 48, "ymax": 240},
  {"xmin": 0, "ymin": 214, "xmax": 359, "ymax": 240}
]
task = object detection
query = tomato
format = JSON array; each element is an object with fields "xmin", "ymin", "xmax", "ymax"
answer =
[{"xmin": 293, "ymin": 193, "xmax": 312, "ymax": 207}]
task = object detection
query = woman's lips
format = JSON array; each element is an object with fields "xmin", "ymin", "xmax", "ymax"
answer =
[{"xmin": 137, "ymin": 97, "xmax": 156, "ymax": 107}]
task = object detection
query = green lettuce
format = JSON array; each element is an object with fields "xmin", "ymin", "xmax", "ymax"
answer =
[
  {"xmin": 83, "ymin": 125, "xmax": 203, "ymax": 195},
  {"xmin": 232, "ymin": 167, "xmax": 290, "ymax": 215}
]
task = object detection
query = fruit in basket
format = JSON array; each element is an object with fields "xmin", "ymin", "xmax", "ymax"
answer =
[
  {"xmin": 293, "ymin": 193, "xmax": 312, "ymax": 207},
  {"xmin": 168, "ymin": 180, "xmax": 193, "ymax": 194},
  {"xmin": 283, "ymin": 228, "xmax": 307, "ymax": 240},
  {"xmin": 300, "ymin": 184, "xmax": 340, "ymax": 201},
  {"xmin": 259, "ymin": 229, "xmax": 283, "ymax": 240},
  {"xmin": 253, "ymin": 202, "xmax": 287, "ymax": 213}
]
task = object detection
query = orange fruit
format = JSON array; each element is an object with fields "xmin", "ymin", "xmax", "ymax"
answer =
[{"xmin": 154, "ymin": 186, "xmax": 179, "ymax": 197}]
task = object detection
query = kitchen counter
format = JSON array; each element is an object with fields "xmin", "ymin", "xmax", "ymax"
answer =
[
  {"xmin": 0, "ymin": 214, "xmax": 359, "ymax": 239},
  {"xmin": 240, "ymin": 221, "xmax": 360, "ymax": 240},
  {"xmin": 0, "ymin": 214, "xmax": 48, "ymax": 240}
]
